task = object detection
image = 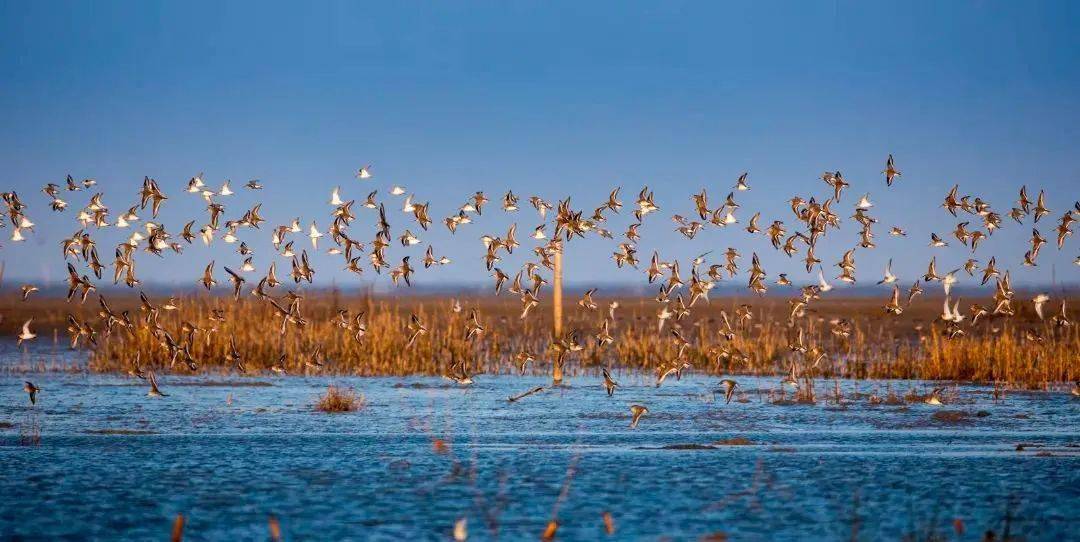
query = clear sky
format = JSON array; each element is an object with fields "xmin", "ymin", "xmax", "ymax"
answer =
[{"xmin": 1, "ymin": 1, "xmax": 1077, "ymax": 291}]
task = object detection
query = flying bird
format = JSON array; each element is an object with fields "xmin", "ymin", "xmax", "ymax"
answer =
[
  {"xmin": 629, "ymin": 404, "xmax": 649, "ymax": 428},
  {"xmin": 883, "ymin": 154, "xmax": 901, "ymax": 186},
  {"xmin": 602, "ymin": 367, "xmax": 619, "ymax": 397},
  {"xmin": 24, "ymin": 381, "xmax": 41, "ymax": 405},
  {"xmin": 147, "ymin": 371, "xmax": 168, "ymax": 397},
  {"xmin": 17, "ymin": 318, "xmax": 36, "ymax": 345}
]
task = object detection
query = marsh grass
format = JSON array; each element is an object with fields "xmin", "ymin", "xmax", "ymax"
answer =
[
  {"xmin": 1, "ymin": 292, "xmax": 1076, "ymax": 387},
  {"xmin": 316, "ymin": 385, "xmax": 364, "ymax": 412}
]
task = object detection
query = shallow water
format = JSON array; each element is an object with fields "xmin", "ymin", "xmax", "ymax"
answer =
[{"xmin": 1, "ymin": 346, "xmax": 1078, "ymax": 541}]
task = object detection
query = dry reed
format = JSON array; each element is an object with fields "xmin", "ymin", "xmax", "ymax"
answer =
[
  {"xmin": 316, "ymin": 385, "xmax": 364, "ymax": 412},
  {"xmin": 1, "ymin": 291, "xmax": 1076, "ymax": 387}
]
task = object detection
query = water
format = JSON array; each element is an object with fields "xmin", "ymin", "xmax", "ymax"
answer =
[{"xmin": 1, "ymin": 346, "xmax": 1078, "ymax": 540}]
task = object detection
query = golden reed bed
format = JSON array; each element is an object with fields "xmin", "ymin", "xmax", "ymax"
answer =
[{"xmin": 1, "ymin": 291, "xmax": 1076, "ymax": 388}]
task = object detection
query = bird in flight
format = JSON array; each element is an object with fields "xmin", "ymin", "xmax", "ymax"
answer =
[
  {"xmin": 602, "ymin": 367, "xmax": 619, "ymax": 397},
  {"xmin": 717, "ymin": 379, "xmax": 739, "ymax": 404},
  {"xmin": 24, "ymin": 381, "xmax": 41, "ymax": 405},
  {"xmin": 147, "ymin": 371, "xmax": 168, "ymax": 397},
  {"xmin": 883, "ymin": 154, "xmax": 901, "ymax": 186},
  {"xmin": 17, "ymin": 318, "xmax": 36, "ymax": 345}
]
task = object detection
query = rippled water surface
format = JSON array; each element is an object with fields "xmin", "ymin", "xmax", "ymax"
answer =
[{"xmin": 1, "ymin": 347, "xmax": 1078, "ymax": 541}]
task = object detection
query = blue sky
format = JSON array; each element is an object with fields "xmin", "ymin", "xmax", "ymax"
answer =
[{"xmin": 1, "ymin": 1, "xmax": 1077, "ymax": 291}]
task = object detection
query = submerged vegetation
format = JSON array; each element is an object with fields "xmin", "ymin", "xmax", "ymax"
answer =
[{"xmin": 315, "ymin": 385, "xmax": 364, "ymax": 412}]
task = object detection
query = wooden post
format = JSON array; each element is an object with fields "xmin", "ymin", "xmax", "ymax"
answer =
[
  {"xmin": 552, "ymin": 244, "xmax": 564, "ymax": 385},
  {"xmin": 553, "ymin": 247, "xmax": 563, "ymax": 337}
]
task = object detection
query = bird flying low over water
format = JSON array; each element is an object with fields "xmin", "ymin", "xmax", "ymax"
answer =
[
  {"xmin": 924, "ymin": 387, "xmax": 945, "ymax": 405},
  {"xmin": 24, "ymin": 381, "xmax": 41, "ymax": 405},
  {"xmin": 781, "ymin": 363, "xmax": 799, "ymax": 390},
  {"xmin": 717, "ymin": 379, "xmax": 739, "ymax": 404},
  {"xmin": 147, "ymin": 371, "xmax": 167, "ymax": 397},
  {"xmin": 629, "ymin": 404, "xmax": 649, "ymax": 428},
  {"xmin": 508, "ymin": 386, "xmax": 544, "ymax": 402},
  {"xmin": 602, "ymin": 367, "xmax": 619, "ymax": 397},
  {"xmin": 17, "ymin": 318, "xmax": 36, "ymax": 345},
  {"xmin": 444, "ymin": 356, "xmax": 475, "ymax": 385}
]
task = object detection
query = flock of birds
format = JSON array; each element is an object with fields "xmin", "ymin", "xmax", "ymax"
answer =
[{"xmin": 8, "ymin": 157, "xmax": 1080, "ymax": 422}]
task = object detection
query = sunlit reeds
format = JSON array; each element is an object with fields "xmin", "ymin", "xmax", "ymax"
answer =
[{"xmin": 1, "ymin": 291, "xmax": 1076, "ymax": 387}]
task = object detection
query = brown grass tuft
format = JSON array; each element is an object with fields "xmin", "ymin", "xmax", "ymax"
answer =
[{"xmin": 316, "ymin": 385, "xmax": 364, "ymax": 412}]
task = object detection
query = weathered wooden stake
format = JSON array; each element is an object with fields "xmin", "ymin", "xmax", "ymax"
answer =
[
  {"xmin": 552, "ymin": 245, "xmax": 564, "ymax": 385},
  {"xmin": 553, "ymin": 247, "xmax": 563, "ymax": 337}
]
